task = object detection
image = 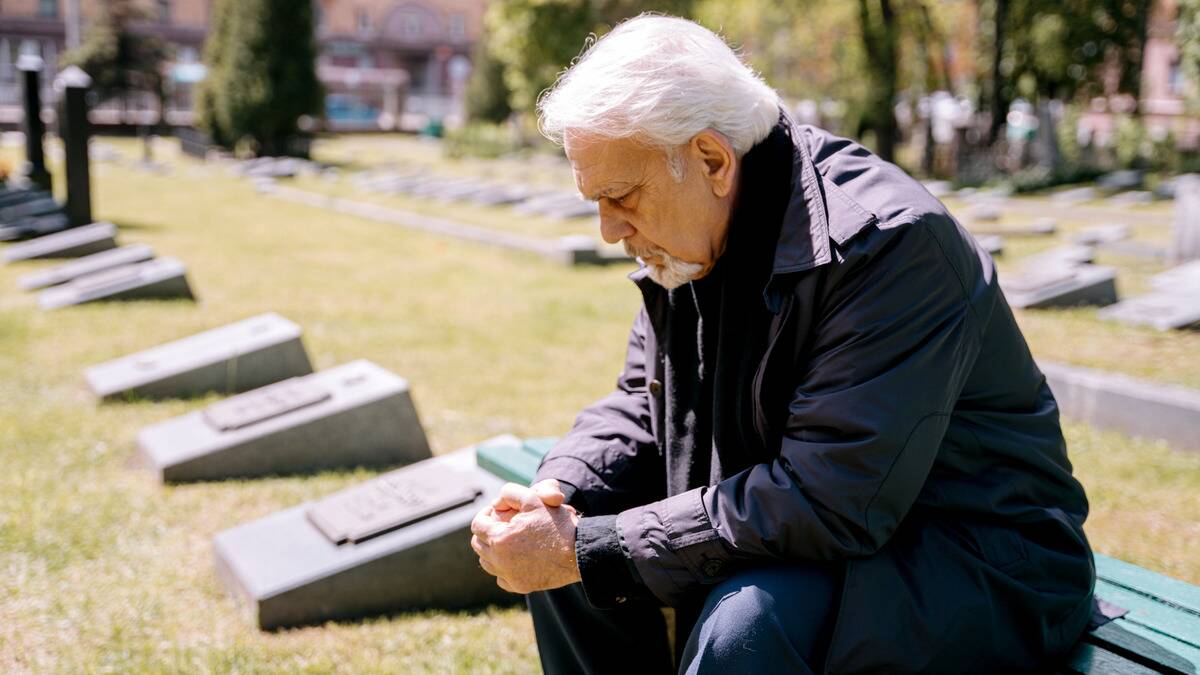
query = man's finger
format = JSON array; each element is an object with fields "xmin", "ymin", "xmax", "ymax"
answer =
[
  {"xmin": 470, "ymin": 508, "xmax": 498, "ymax": 541},
  {"xmin": 469, "ymin": 534, "xmax": 490, "ymax": 557},
  {"xmin": 533, "ymin": 479, "xmax": 565, "ymax": 507},
  {"xmin": 497, "ymin": 482, "xmax": 539, "ymax": 511},
  {"xmin": 478, "ymin": 554, "xmax": 500, "ymax": 578},
  {"xmin": 496, "ymin": 576, "xmax": 517, "ymax": 594}
]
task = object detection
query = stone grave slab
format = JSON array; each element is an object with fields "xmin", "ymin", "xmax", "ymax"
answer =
[
  {"xmin": 1107, "ymin": 190, "xmax": 1154, "ymax": 206},
  {"xmin": 468, "ymin": 185, "xmax": 534, "ymax": 207},
  {"xmin": 1022, "ymin": 244, "xmax": 1095, "ymax": 268},
  {"xmin": 1149, "ymin": 260, "xmax": 1200, "ymax": 292},
  {"xmin": 3, "ymin": 221, "xmax": 117, "ymax": 262},
  {"xmin": 213, "ymin": 435, "xmax": 557, "ymax": 629},
  {"xmin": 1052, "ymin": 187, "xmax": 1097, "ymax": 205},
  {"xmin": 0, "ymin": 212, "xmax": 71, "ymax": 241},
  {"xmin": 968, "ymin": 219, "xmax": 1056, "ymax": 237},
  {"xmin": 1071, "ymin": 223, "xmax": 1130, "ymax": 246},
  {"xmin": 966, "ymin": 203, "xmax": 1002, "ymax": 222},
  {"xmin": 1040, "ymin": 361, "xmax": 1200, "ymax": 451},
  {"xmin": 137, "ymin": 360, "xmax": 432, "ymax": 482},
  {"xmin": 39, "ymin": 257, "xmax": 193, "ymax": 310},
  {"xmin": 19, "ymin": 243, "xmax": 155, "ymax": 291},
  {"xmin": 974, "ymin": 234, "xmax": 1004, "ymax": 257},
  {"xmin": 0, "ymin": 195, "xmax": 60, "ymax": 223},
  {"xmin": 1097, "ymin": 291, "xmax": 1200, "ymax": 331},
  {"xmin": 0, "ymin": 188, "xmax": 49, "ymax": 208},
  {"xmin": 83, "ymin": 312, "xmax": 311, "ymax": 400},
  {"xmin": 1001, "ymin": 264, "xmax": 1118, "ymax": 309},
  {"xmin": 1174, "ymin": 175, "xmax": 1200, "ymax": 262},
  {"xmin": 1097, "ymin": 170, "xmax": 1144, "ymax": 193}
]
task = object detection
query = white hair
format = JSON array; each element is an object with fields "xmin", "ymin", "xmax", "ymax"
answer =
[{"xmin": 537, "ymin": 14, "xmax": 782, "ymax": 159}]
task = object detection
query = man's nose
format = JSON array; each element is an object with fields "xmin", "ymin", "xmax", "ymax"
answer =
[{"xmin": 598, "ymin": 202, "xmax": 635, "ymax": 244}]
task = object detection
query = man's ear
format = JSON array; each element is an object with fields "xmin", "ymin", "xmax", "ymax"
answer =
[{"xmin": 689, "ymin": 130, "xmax": 738, "ymax": 198}]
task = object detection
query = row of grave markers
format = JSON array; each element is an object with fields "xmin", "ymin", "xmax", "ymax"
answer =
[{"xmin": 75, "ymin": 311, "xmax": 546, "ymax": 629}]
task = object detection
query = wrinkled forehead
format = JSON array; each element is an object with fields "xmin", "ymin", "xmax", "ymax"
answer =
[{"xmin": 563, "ymin": 130, "xmax": 658, "ymax": 198}]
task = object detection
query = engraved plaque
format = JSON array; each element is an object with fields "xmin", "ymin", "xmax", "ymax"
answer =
[
  {"xmin": 1005, "ymin": 268, "xmax": 1077, "ymax": 294},
  {"xmin": 307, "ymin": 466, "xmax": 482, "ymax": 545},
  {"xmin": 72, "ymin": 265, "xmax": 144, "ymax": 293},
  {"xmin": 202, "ymin": 377, "xmax": 331, "ymax": 431}
]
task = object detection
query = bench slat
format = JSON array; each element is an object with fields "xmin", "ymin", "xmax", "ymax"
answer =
[
  {"xmin": 1059, "ymin": 642, "xmax": 1161, "ymax": 674},
  {"xmin": 1096, "ymin": 554, "xmax": 1200, "ymax": 616},
  {"xmin": 1095, "ymin": 578, "xmax": 1200, "ymax": 649},
  {"xmin": 1087, "ymin": 618, "xmax": 1200, "ymax": 673}
]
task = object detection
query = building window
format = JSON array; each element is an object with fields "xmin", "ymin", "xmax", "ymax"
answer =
[
  {"xmin": 357, "ymin": 8, "xmax": 371, "ymax": 35},
  {"xmin": 1168, "ymin": 58, "xmax": 1184, "ymax": 97},
  {"xmin": 38, "ymin": 0, "xmax": 58, "ymax": 18},
  {"xmin": 448, "ymin": 14, "xmax": 465, "ymax": 39},
  {"xmin": 158, "ymin": 0, "xmax": 170, "ymax": 22}
]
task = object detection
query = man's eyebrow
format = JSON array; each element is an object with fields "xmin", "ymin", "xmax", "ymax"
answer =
[{"xmin": 583, "ymin": 182, "xmax": 633, "ymax": 202}]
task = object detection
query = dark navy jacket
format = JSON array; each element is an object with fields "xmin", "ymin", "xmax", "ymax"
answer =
[{"xmin": 535, "ymin": 119, "xmax": 1095, "ymax": 673}]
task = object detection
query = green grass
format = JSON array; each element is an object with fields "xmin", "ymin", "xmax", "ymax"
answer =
[{"xmin": 0, "ymin": 137, "xmax": 1197, "ymax": 671}]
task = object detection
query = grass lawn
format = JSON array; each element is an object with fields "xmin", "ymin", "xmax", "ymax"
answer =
[{"xmin": 0, "ymin": 137, "xmax": 1197, "ymax": 672}]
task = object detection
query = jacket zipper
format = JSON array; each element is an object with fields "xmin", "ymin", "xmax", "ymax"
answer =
[{"xmin": 751, "ymin": 293, "xmax": 794, "ymax": 443}]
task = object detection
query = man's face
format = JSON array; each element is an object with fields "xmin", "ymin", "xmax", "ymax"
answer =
[{"xmin": 564, "ymin": 131, "xmax": 739, "ymax": 289}]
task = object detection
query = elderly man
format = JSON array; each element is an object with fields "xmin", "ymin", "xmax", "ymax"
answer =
[{"xmin": 470, "ymin": 15, "xmax": 1094, "ymax": 674}]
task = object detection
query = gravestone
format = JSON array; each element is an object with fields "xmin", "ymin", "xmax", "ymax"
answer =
[
  {"xmin": 1071, "ymin": 224, "xmax": 1130, "ymax": 246},
  {"xmin": 18, "ymin": 243, "xmax": 155, "ymax": 290},
  {"xmin": 39, "ymin": 257, "xmax": 193, "ymax": 310},
  {"xmin": 0, "ymin": 212, "xmax": 71, "ymax": 242},
  {"xmin": 1052, "ymin": 187, "xmax": 1096, "ymax": 205},
  {"xmin": 1097, "ymin": 292, "xmax": 1200, "ymax": 331},
  {"xmin": 3, "ymin": 222, "xmax": 117, "ymax": 263},
  {"xmin": 468, "ymin": 185, "xmax": 533, "ymax": 207},
  {"xmin": 969, "ymin": 219, "xmax": 1056, "ymax": 237},
  {"xmin": 214, "ymin": 436, "xmax": 558, "ymax": 629},
  {"xmin": 55, "ymin": 66, "xmax": 93, "ymax": 227},
  {"xmin": 1149, "ymin": 260, "xmax": 1200, "ymax": 292},
  {"xmin": 0, "ymin": 187, "xmax": 48, "ymax": 208},
  {"xmin": 1022, "ymin": 245, "xmax": 1095, "ymax": 268},
  {"xmin": 1001, "ymin": 265, "xmax": 1118, "ymax": 309},
  {"xmin": 966, "ymin": 203, "xmax": 1002, "ymax": 222},
  {"xmin": 17, "ymin": 54, "xmax": 51, "ymax": 192},
  {"xmin": 0, "ymin": 195, "xmax": 60, "ymax": 223},
  {"xmin": 1107, "ymin": 190, "xmax": 1154, "ymax": 206},
  {"xmin": 1097, "ymin": 170, "xmax": 1144, "ymax": 193},
  {"xmin": 974, "ymin": 234, "xmax": 1004, "ymax": 257},
  {"xmin": 137, "ymin": 360, "xmax": 432, "ymax": 482},
  {"xmin": 1173, "ymin": 175, "xmax": 1200, "ymax": 262},
  {"xmin": 83, "ymin": 312, "xmax": 310, "ymax": 400}
]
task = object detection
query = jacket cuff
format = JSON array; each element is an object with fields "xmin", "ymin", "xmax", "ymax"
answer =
[{"xmin": 575, "ymin": 515, "xmax": 645, "ymax": 609}]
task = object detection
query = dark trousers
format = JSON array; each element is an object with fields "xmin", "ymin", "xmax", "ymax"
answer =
[{"xmin": 528, "ymin": 563, "xmax": 843, "ymax": 675}]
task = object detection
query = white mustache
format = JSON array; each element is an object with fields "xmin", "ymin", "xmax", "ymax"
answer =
[{"xmin": 622, "ymin": 240, "xmax": 704, "ymax": 290}]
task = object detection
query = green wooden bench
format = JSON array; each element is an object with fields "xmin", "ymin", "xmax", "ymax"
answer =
[{"xmin": 476, "ymin": 438, "xmax": 1200, "ymax": 673}]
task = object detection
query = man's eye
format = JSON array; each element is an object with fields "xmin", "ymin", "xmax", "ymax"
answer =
[{"xmin": 613, "ymin": 191, "xmax": 635, "ymax": 207}]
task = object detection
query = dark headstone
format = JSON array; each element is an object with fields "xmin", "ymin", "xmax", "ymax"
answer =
[
  {"xmin": 3, "ymin": 221, "xmax": 117, "ymax": 263},
  {"xmin": 0, "ymin": 195, "xmax": 60, "ymax": 223},
  {"xmin": 39, "ymin": 257, "xmax": 193, "ymax": 310},
  {"xmin": 18, "ymin": 243, "xmax": 155, "ymax": 290},
  {"xmin": 136, "ymin": 360, "xmax": 433, "ymax": 482},
  {"xmin": 54, "ymin": 66, "xmax": 93, "ymax": 227},
  {"xmin": 0, "ymin": 212, "xmax": 71, "ymax": 242},
  {"xmin": 83, "ymin": 313, "xmax": 311, "ymax": 400},
  {"xmin": 16, "ymin": 55, "xmax": 50, "ymax": 192},
  {"xmin": 213, "ymin": 436, "xmax": 554, "ymax": 629}
]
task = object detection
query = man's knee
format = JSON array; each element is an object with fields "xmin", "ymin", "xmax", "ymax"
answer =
[{"xmin": 682, "ymin": 564, "xmax": 841, "ymax": 674}]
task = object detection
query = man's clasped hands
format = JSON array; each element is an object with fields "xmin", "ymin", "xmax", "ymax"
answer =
[{"xmin": 470, "ymin": 479, "xmax": 583, "ymax": 594}]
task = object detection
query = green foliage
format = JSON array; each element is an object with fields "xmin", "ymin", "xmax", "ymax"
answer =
[
  {"xmin": 443, "ymin": 122, "xmax": 522, "ymax": 159},
  {"xmin": 195, "ymin": 0, "xmax": 323, "ymax": 156},
  {"xmin": 1182, "ymin": 0, "xmax": 1200, "ymax": 108},
  {"xmin": 63, "ymin": 0, "xmax": 171, "ymax": 109},
  {"xmin": 465, "ymin": 37, "xmax": 513, "ymax": 124},
  {"xmin": 484, "ymin": 0, "xmax": 696, "ymax": 114}
]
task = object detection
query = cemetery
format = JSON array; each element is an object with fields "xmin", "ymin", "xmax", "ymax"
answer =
[{"xmin": 1, "ymin": 8, "xmax": 1198, "ymax": 672}]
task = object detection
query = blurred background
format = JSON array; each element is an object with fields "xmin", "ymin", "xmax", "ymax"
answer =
[{"xmin": 0, "ymin": 0, "xmax": 1196, "ymax": 184}]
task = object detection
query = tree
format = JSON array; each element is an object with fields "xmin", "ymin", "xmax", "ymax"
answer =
[
  {"xmin": 196, "ymin": 0, "xmax": 323, "ymax": 156},
  {"xmin": 1182, "ymin": 0, "xmax": 1200, "ymax": 109},
  {"xmin": 63, "ymin": 0, "xmax": 171, "ymax": 121},
  {"xmin": 465, "ymin": 35, "xmax": 514, "ymax": 124},
  {"xmin": 484, "ymin": 0, "xmax": 696, "ymax": 115},
  {"xmin": 856, "ymin": 0, "xmax": 901, "ymax": 162}
]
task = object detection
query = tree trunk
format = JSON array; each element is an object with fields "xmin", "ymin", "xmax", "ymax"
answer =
[
  {"xmin": 1129, "ymin": 0, "xmax": 1151, "ymax": 116},
  {"xmin": 987, "ymin": 0, "xmax": 1009, "ymax": 145},
  {"xmin": 858, "ymin": 0, "xmax": 899, "ymax": 162}
]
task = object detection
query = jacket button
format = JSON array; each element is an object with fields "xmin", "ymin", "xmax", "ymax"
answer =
[
  {"xmin": 649, "ymin": 379, "xmax": 663, "ymax": 397},
  {"xmin": 614, "ymin": 595, "xmax": 627, "ymax": 604},
  {"xmin": 701, "ymin": 559, "xmax": 725, "ymax": 577}
]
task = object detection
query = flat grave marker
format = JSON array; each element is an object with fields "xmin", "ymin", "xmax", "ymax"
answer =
[
  {"xmin": 974, "ymin": 234, "xmax": 1004, "ymax": 257},
  {"xmin": 39, "ymin": 257, "xmax": 193, "ymax": 310},
  {"xmin": 1149, "ymin": 260, "xmax": 1200, "ymax": 291},
  {"xmin": 1001, "ymin": 264, "xmax": 1118, "ymax": 309},
  {"xmin": 213, "ymin": 435, "xmax": 556, "ymax": 629},
  {"xmin": 1097, "ymin": 291, "xmax": 1200, "ymax": 331},
  {"xmin": 137, "ymin": 360, "xmax": 432, "ymax": 482},
  {"xmin": 3, "ymin": 221, "xmax": 117, "ymax": 262},
  {"xmin": 84, "ymin": 312, "xmax": 312, "ymax": 400},
  {"xmin": 1071, "ymin": 223, "xmax": 1130, "ymax": 246},
  {"xmin": 1174, "ymin": 175, "xmax": 1200, "ymax": 262},
  {"xmin": 1022, "ymin": 244, "xmax": 1096, "ymax": 268},
  {"xmin": 18, "ymin": 243, "xmax": 155, "ymax": 290}
]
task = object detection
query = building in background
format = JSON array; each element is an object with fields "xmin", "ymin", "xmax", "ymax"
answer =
[{"xmin": 0, "ymin": 0, "xmax": 484, "ymax": 131}]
